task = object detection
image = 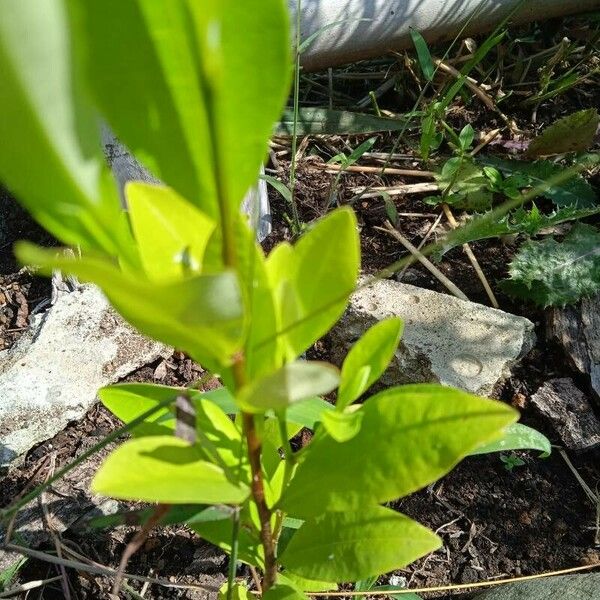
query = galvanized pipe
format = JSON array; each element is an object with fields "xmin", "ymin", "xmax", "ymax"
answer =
[{"xmin": 292, "ymin": 0, "xmax": 600, "ymax": 70}]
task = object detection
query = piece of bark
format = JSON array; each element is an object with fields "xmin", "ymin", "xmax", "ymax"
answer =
[
  {"xmin": 531, "ymin": 378, "xmax": 600, "ymax": 452},
  {"xmin": 547, "ymin": 294, "xmax": 600, "ymax": 401}
]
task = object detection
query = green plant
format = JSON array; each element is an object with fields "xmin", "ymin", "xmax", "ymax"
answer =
[
  {"xmin": 1, "ymin": 2, "xmax": 551, "ymax": 597},
  {"xmin": 500, "ymin": 453, "xmax": 526, "ymax": 472}
]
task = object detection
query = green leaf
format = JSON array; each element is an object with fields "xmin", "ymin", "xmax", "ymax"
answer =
[
  {"xmin": 471, "ymin": 423, "xmax": 551, "ymax": 457},
  {"xmin": 261, "ymin": 174, "xmax": 292, "ymax": 203},
  {"xmin": 275, "ymin": 208, "xmax": 360, "ymax": 359},
  {"xmin": 189, "ymin": 507, "xmax": 264, "ymax": 568},
  {"xmin": 501, "ymin": 223, "xmax": 600, "ymax": 307},
  {"xmin": 16, "ymin": 243, "xmax": 244, "ymax": 372},
  {"xmin": 459, "ymin": 124, "xmax": 475, "ymax": 151},
  {"xmin": 92, "ymin": 436, "xmax": 249, "ymax": 504},
  {"xmin": 526, "ymin": 109, "xmax": 599, "ymax": 158},
  {"xmin": 0, "ymin": 0, "xmax": 127, "ymax": 255},
  {"xmin": 338, "ymin": 318, "xmax": 404, "ymax": 409},
  {"xmin": 280, "ymin": 385, "xmax": 517, "ymax": 517},
  {"xmin": 434, "ymin": 159, "xmax": 492, "ymax": 211},
  {"xmin": 280, "ymin": 505, "xmax": 440, "ymax": 583},
  {"xmin": 371, "ymin": 586, "xmax": 422, "ymax": 600},
  {"xmin": 126, "ymin": 182, "xmax": 215, "ymax": 282},
  {"xmin": 75, "ymin": 0, "xmax": 291, "ymax": 221},
  {"xmin": 99, "ymin": 383, "xmax": 177, "ymax": 437},
  {"xmin": 437, "ymin": 204, "xmax": 600, "ymax": 257},
  {"xmin": 480, "ymin": 156, "xmax": 598, "ymax": 208},
  {"xmin": 409, "ymin": 28, "xmax": 435, "ymax": 81},
  {"xmin": 262, "ymin": 584, "xmax": 308, "ymax": 600},
  {"xmin": 321, "ymin": 409, "xmax": 364, "ymax": 443},
  {"xmin": 280, "ymin": 573, "xmax": 337, "ymax": 593},
  {"xmin": 0, "ymin": 557, "xmax": 26, "ymax": 591},
  {"xmin": 276, "ymin": 108, "xmax": 416, "ymax": 136},
  {"xmin": 238, "ymin": 361, "xmax": 340, "ymax": 413},
  {"xmin": 219, "ymin": 584, "xmax": 258, "ymax": 600}
]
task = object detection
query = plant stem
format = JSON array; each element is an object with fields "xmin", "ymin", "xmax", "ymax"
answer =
[
  {"xmin": 226, "ymin": 506, "xmax": 241, "ymax": 600},
  {"xmin": 242, "ymin": 410, "xmax": 277, "ymax": 590}
]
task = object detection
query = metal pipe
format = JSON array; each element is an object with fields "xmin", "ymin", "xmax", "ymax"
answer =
[{"xmin": 292, "ymin": 0, "xmax": 600, "ymax": 70}]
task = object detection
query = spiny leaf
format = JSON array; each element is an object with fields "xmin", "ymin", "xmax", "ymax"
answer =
[
  {"xmin": 501, "ymin": 223, "xmax": 600, "ymax": 307},
  {"xmin": 525, "ymin": 109, "xmax": 599, "ymax": 158}
]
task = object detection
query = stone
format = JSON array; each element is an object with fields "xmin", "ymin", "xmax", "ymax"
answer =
[
  {"xmin": 531, "ymin": 378, "xmax": 600, "ymax": 452},
  {"xmin": 0, "ymin": 285, "xmax": 166, "ymax": 471},
  {"xmin": 328, "ymin": 279, "xmax": 536, "ymax": 397},
  {"xmin": 473, "ymin": 573, "xmax": 600, "ymax": 599}
]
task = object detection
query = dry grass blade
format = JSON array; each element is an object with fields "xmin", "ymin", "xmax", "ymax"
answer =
[
  {"xmin": 377, "ymin": 221, "xmax": 469, "ymax": 301},
  {"xmin": 314, "ymin": 163, "xmax": 436, "ymax": 178},
  {"xmin": 352, "ymin": 182, "xmax": 439, "ymax": 198},
  {"xmin": 0, "ymin": 576, "xmax": 63, "ymax": 599}
]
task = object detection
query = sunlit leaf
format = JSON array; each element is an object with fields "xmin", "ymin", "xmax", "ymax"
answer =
[{"xmin": 471, "ymin": 423, "xmax": 551, "ymax": 457}]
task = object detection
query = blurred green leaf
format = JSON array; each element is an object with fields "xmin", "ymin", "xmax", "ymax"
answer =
[
  {"xmin": 0, "ymin": 0, "xmax": 128, "ymax": 255},
  {"xmin": 16, "ymin": 243, "xmax": 244, "ymax": 372},
  {"xmin": 238, "ymin": 361, "xmax": 339, "ymax": 413}
]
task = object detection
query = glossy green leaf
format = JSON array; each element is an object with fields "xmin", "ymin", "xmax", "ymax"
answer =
[
  {"xmin": 338, "ymin": 318, "xmax": 403, "ymax": 409},
  {"xmin": 471, "ymin": 423, "xmax": 551, "ymax": 457},
  {"xmin": 262, "ymin": 584, "xmax": 308, "ymax": 600},
  {"xmin": 92, "ymin": 436, "xmax": 249, "ymax": 504},
  {"xmin": 189, "ymin": 508, "xmax": 264, "ymax": 568},
  {"xmin": 281, "ymin": 208, "xmax": 360, "ymax": 358},
  {"xmin": 321, "ymin": 409, "xmax": 364, "ymax": 443},
  {"xmin": 99, "ymin": 383, "xmax": 177, "ymax": 437},
  {"xmin": 279, "ymin": 573, "xmax": 337, "ymax": 593},
  {"xmin": 238, "ymin": 361, "xmax": 340, "ymax": 413},
  {"xmin": 218, "ymin": 583, "xmax": 258, "ymax": 600},
  {"xmin": 0, "ymin": 0, "xmax": 127, "ymax": 255},
  {"xmin": 526, "ymin": 109, "xmax": 599, "ymax": 158},
  {"xmin": 409, "ymin": 28, "xmax": 435, "ymax": 81},
  {"xmin": 280, "ymin": 505, "xmax": 440, "ymax": 582},
  {"xmin": 126, "ymin": 182, "xmax": 215, "ymax": 281},
  {"xmin": 16, "ymin": 243, "xmax": 244, "ymax": 371},
  {"xmin": 276, "ymin": 108, "xmax": 416, "ymax": 136},
  {"xmin": 280, "ymin": 385, "xmax": 517, "ymax": 517}
]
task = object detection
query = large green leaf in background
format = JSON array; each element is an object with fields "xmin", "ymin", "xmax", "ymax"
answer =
[
  {"xmin": 280, "ymin": 385, "xmax": 517, "ymax": 518},
  {"xmin": 280, "ymin": 506, "xmax": 440, "ymax": 583},
  {"xmin": 92, "ymin": 436, "xmax": 249, "ymax": 504},
  {"xmin": 74, "ymin": 0, "xmax": 290, "ymax": 220},
  {"xmin": 0, "ymin": 0, "xmax": 128, "ymax": 255},
  {"xmin": 16, "ymin": 243, "xmax": 244, "ymax": 372}
]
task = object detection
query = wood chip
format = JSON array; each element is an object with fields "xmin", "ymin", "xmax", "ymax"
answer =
[{"xmin": 531, "ymin": 378, "xmax": 600, "ymax": 452}]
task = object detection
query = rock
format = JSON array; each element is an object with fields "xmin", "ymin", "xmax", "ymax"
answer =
[
  {"xmin": 531, "ymin": 378, "xmax": 600, "ymax": 452},
  {"xmin": 473, "ymin": 573, "xmax": 600, "ymax": 599},
  {"xmin": 546, "ymin": 294, "xmax": 600, "ymax": 401},
  {"xmin": 328, "ymin": 279, "xmax": 536, "ymax": 396},
  {"xmin": 0, "ymin": 285, "xmax": 166, "ymax": 471}
]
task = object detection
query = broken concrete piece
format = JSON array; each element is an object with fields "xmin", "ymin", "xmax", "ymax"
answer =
[
  {"xmin": 473, "ymin": 573, "xmax": 600, "ymax": 599},
  {"xmin": 547, "ymin": 294, "xmax": 600, "ymax": 401},
  {"xmin": 0, "ymin": 285, "xmax": 166, "ymax": 470},
  {"xmin": 328, "ymin": 279, "xmax": 536, "ymax": 396},
  {"xmin": 531, "ymin": 378, "xmax": 600, "ymax": 452}
]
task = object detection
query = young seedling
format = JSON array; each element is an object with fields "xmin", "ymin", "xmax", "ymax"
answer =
[{"xmin": 0, "ymin": 1, "xmax": 550, "ymax": 597}]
